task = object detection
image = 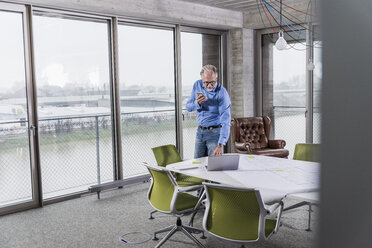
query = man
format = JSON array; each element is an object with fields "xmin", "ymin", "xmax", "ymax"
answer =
[{"xmin": 186, "ymin": 64, "xmax": 231, "ymax": 158}]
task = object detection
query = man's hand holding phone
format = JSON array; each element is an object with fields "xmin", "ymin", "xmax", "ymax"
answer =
[{"xmin": 196, "ymin": 92, "xmax": 207, "ymax": 105}]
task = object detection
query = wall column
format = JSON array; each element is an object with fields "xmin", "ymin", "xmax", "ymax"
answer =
[{"xmin": 229, "ymin": 28, "xmax": 255, "ymax": 118}]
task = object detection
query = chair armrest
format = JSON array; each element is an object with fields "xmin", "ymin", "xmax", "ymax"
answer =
[
  {"xmin": 268, "ymin": 139, "xmax": 286, "ymax": 149},
  {"xmin": 177, "ymin": 184, "xmax": 203, "ymax": 193},
  {"xmin": 265, "ymin": 201, "xmax": 282, "ymax": 214},
  {"xmin": 265, "ymin": 201, "xmax": 284, "ymax": 233},
  {"xmin": 235, "ymin": 142, "xmax": 252, "ymax": 152}
]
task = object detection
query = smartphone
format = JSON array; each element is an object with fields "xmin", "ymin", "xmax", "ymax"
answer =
[{"xmin": 196, "ymin": 92, "xmax": 204, "ymax": 97}]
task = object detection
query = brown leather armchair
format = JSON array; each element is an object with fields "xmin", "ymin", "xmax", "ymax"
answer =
[{"xmin": 231, "ymin": 116, "xmax": 289, "ymax": 158}]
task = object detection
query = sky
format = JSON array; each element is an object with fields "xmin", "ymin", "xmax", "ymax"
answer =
[
  {"xmin": 0, "ymin": 10, "xmax": 320, "ymax": 97},
  {"xmin": 0, "ymin": 12, "xmax": 26, "ymax": 92},
  {"xmin": 0, "ymin": 12, "xmax": 203, "ymax": 95},
  {"xmin": 274, "ymin": 42, "xmax": 322, "ymax": 87}
]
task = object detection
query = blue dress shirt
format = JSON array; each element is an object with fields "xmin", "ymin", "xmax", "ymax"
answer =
[{"xmin": 186, "ymin": 79, "xmax": 231, "ymax": 145}]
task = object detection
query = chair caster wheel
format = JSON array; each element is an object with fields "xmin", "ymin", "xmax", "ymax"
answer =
[
  {"xmin": 200, "ymin": 234, "xmax": 207, "ymax": 239},
  {"xmin": 149, "ymin": 216, "xmax": 154, "ymax": 220},
  {"xmin": 152, "ymin": 236, "xmax": 159, "ymax": 241}
]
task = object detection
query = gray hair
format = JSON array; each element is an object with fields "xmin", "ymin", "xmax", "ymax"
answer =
[{"xmin": 200, "ymin": 64, "xmax": 218, "ymax": 77}]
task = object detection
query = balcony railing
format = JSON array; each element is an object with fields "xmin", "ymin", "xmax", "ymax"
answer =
[
  {"xmin": 0, "ymin": 109, "xmax": 197, "ymax": 204},
  {"xmin": 272, "ymin": 106, "xmax": 321, "ymax": 156}
]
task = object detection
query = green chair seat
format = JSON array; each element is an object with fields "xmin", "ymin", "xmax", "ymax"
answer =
[
  {"xmin": 265, "ymin": 219, "xmax": 276, "ymax": 237},
  {"xmin": 176, "ymin": 174, "xmax": 204, "ymax": 187},
  {"xmin": 175, "ymin": 193, "xmax": 200, "ymax": 211}
]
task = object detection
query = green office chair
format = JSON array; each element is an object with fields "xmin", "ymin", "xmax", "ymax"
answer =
[
  {"xmin": 152, "ymin": 144, "xmax": 204, "ymax": 186},
  {"xmin": 284, "ymin": 143, "xmax": 321, "ymax": 231},
  {"xmin": 293, "ymin": 143, "xmax": 320, "ymax": 162},
  {"xmin": 150, "ymin": 144, "xmax": 204, "ymax": 219},
  {"xmin": 143, "ymin": 163, "xmax": 207, "ymax": 248},
  {"xmin": 202, "ymin": 183, "xmax": 283, "ymax": 246}
]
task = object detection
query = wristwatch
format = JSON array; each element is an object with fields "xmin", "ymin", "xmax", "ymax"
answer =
[{"xmin": 218, "ymin": 143, "xmax": 223, "ymax": 147}]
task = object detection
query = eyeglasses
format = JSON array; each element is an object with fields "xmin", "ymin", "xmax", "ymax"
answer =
[{"xmin": 203, "ymin": 81, "xmax": 216, "ymax": 86}]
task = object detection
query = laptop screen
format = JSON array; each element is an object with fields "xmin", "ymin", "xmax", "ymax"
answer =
[{"xmin": 207, "ymin": 154, "xmax": 240, "ymax": 171}]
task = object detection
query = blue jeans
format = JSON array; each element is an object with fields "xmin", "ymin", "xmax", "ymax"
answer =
[{"xmin": 194, "ymin": 127, "xmax": 220, "ymax": 158}]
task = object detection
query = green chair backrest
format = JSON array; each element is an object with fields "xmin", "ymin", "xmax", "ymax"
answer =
[
  {"xmin": 152, "ymin": 144, "xmax": 181, "ymax": 167},
  {"xmin": 293, "ymin": 143, "xmax": 321, "ymax": 162},
  {"xmin": 205, "ymin": 185, "xmax": 261, "ymax": 241},
  {"xmin": 146, "ymin": 166, "xmax": 175, "ymax": 212}
]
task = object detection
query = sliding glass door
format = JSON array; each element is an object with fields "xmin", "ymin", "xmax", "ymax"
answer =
[
  {"xmin": 117, "ymin": 23, "xmax": 176, "ymax": 178},
  {"xmin": 180, "ymin": 30, "xmax": 222, "ymax": 159},
  {"xmin": 261, "ymin": 28, "xmax": 322, "ymax": 156},
  {"xmin": 32, "ymin": 12, "xmax": 114, "ymax": 199},
  {"xmin": 0, "ymin": 4, "xmax": 39, "ymax": 213}
]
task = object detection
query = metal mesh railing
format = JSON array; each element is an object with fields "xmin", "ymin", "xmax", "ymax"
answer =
[
  {"xmin": 38, "ymin": 115, "xmax": 114, "ymax": 199},
  {"xmin": 121, "ymin": 109, "xmax": 177, "ymax": 178},
  {"xmin": 182, "ymin": 111, "xmax": 198, "ymax": 160},
  {"xmin": 0, "ymin": 121, "xmax": 32, "ymax": 206},
  {"xmin": 273, "ymin": 107, "xmax": 321, "ymax": 157},
  {"xmin": 313, "ymin": 109, "xmax": 321, "ymax": 144},
  {"xmin": 1, "ymin": 108, "xmax": 212, "ymax": 203},
  {"xmin": 273, "ymin": 107, "xmax": 306, "ymax": 157}
]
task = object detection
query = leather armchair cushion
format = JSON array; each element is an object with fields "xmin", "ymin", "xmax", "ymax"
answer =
[
  {"xmin": 238, "ymin": 119, "xmax": 268, "ymax": 149},
  {"xmin": 235, "ymin": 142, "xmax": 251, "ymax": 152},
  {"xmin": 268, "ymin": 140, "xmax": 286, "ymax": 149},
  {"xmin": 251, "ymin": 148, "xmax": 289, "ymax": 158}
]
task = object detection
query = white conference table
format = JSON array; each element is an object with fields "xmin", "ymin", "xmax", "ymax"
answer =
[{"xmin": 167, "ymin": 154, "xmax": 320, "ymax": 203}]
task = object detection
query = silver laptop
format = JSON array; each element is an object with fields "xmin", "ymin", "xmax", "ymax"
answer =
[{"xmin": 207, "ymin": 154, "xmax": 240, "ymax": 171}]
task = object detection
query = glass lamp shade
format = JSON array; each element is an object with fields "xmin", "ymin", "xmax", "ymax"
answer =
[
  {"xmin": 275, "ymin": 31, "xmax": 287, "ymax": 50},
  {"xmin": 307, "ymin": 59, "xmax": 315, "ymax": 70}
]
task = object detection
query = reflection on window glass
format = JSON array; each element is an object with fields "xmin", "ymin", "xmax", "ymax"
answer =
[
  {"xmin": 33, "ymin": 14, "xmax": 113, "ymax": 199},
  {"xmin": 0, "ymin": 10, "xmax": 32, "ymax": 206},
  {"xmin": 118, "ymin": 24, "xmax": 175, "ymax": 177}
]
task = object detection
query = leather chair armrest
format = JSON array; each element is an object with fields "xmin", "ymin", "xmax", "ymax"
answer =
[
  {"xmin": 268, "ymin": 140, "xmax": 286, "ymax": 149},
  {"xmin": 235, "ymin": 142, "xmax": 252, "ymax": 152}
]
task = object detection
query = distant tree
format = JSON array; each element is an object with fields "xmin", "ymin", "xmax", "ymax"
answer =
[{"xmin": 158, "ymin": 86, "xmax": 167, "ymax": 93}]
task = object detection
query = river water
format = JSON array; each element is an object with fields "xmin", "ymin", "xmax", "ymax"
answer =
[{"xmin": 0, "ymin": 113, "xmax": 320, "ymax": 206}]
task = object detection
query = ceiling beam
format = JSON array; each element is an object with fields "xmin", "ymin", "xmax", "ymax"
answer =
[{"xmin": 19, "ymin": 0, "xmax": 244, "ymax": 29}]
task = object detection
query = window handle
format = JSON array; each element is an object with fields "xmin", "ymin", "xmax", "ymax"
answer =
[{"xmin": 29, "ymin": 125, "xmax": 37, "ymax": 136}]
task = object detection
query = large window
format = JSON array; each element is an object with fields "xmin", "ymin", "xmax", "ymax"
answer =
[
  {"xmin": 0, "ymin": 3, "xmax": 227, "ymax": 215},
  {"xmin": 313, "ymin": 43, "xmax": 322, "ymax": 144},
  {"xmin": 181, "ymin": 32, "xmax": 202, "ymax": 160},
  {"xmin": 33, "ymin": 14, "xmax": 114, "ymax": 199},
  {"xmin": 118, "ymin": 24, "xmax": 176, "ymax": 178},
  {"xmin": 272, "ymin": 40, "xmax": 306, "ymax": 155},
  {"xmin": 180, "ymin": 31, "xmax": 221, "ymax": 159},
  {"xmin": 0, "ymin": 9, "xmax": 32, "ymax": 207},
  {"xmin": 262, "ymin": 29, "xmax": 322, "ymax": 156}
]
